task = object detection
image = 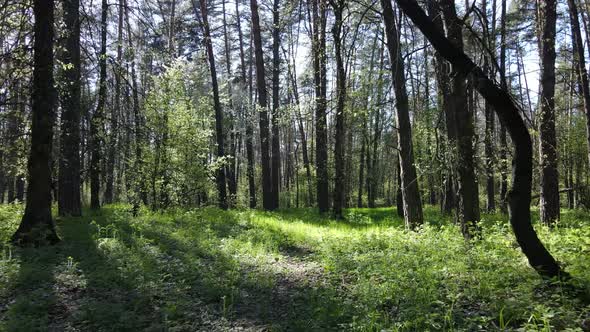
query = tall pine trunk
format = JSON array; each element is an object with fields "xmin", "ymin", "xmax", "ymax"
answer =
[
  {"xmin": 90, "ymin": 0, "xmax": 108, "ymax": 210},
  {"xmin": 58, "ymin": 0, "xmax": 82, "ymax": 216},
  {"xmin": 251, "ymin": 0, "xmax": 273, "ymax": 210},
  {"xmin": 12, "ymin": 0, "xmax": 60, "ymax": 245},
  {"xmin": 271, "ymin": 0, "xmax": 282, "ymax": 209},
  {"xmin": 331, "ymin": 0, "xmax": 346, "ymax": 219},
  {"xmin": 537, "ymin": 0, "xmax": 560, "ymax": 224}
]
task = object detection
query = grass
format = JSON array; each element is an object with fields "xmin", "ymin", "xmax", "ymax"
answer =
[{"xmin": 0, "ymin": 203, "xmax": 589, "ymax": 331}]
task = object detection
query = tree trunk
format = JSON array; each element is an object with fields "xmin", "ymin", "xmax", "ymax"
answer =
[
  {"xmin": 499, "ymin": 0, "xmax": 508, "ymax": 212},
  {"xmin": 235, "ymin": 0, "xmax": 256, "ymax": 208},
  {"xmin": 440, "ymin": 0, "xmax": 480, "ymax": 239},
  {"xmin": 537, "ymin": 0, "xmax": 560, "ymax": 224},
  {"xmin": 381, "ymin": 0, "xmax": 423, "ymax": 229},
  {"xmin": 12, "ymin": 0, "xmax": 60, "ymax": 245},
  {"xmin": 394, "ymin": 0, "xmax": 566, "ymax": 278},
  {"xmin": 271, "ymin": 0, "xmax": 282, "ymax": 210},
  {"xmin": 331, "ymin": 0, "xmax": 346, "ymax": 219},
  {"xmin": 567, "ymin": 0, "xmax": 590, "ymax": 175},
  {"xmin": 90, "ymin": 0, "xmax": 108, "ymax": 210},
  {"xmin": 251, "ymin": 0, "xmax": 273, "ymax": 210},
  {"xmin": 124, "ymin": 0, "xmax": 147, "ymax": 206},
  {"xmin": 58, "ymin": 0, "xmax": 82, "ymax": 216},
  {"xmin": 222, "ymin": 0, "xmax": 238, "ymax": 206},
  {"xmin": 428, "ymin": 0, "xmax": 456, "ymax": 215},
  {"xmin": 199, "ymin": 0, "xmax": 228, "ymax": 209},
  {"xmin": 311, "ymin": 0, "xmax": 329, "ymax": 213}
]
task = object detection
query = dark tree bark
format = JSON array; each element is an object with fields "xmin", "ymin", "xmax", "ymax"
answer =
[
  {"xmin": 394, "ymin": 0, "xmax": 566, "ymax": 278},
  {"xmin": 499, "ymin": 0, "xmax": 508, "ymax": 211},
  {"xmin": 12, "ymin": 0, "xmax": 60, "ymax": 245},
  {"xmin": 90, "ymin": 0, "xmax": 108, "ymax": 210},
  {"xmin": 235, "ymin": 0, "xmax": 256, "ymax": 208},
  {"xmin": 58, "ymin": 0, "xmax": 82, "ymax": 216},
  {"xmin": 537, "ymin": 0, "xmax": 560, "ymax": 225},
  {"xmin": 105, "ymin": 0, "xmax": 125, "ymax": 204},
  {"xmin": 381, "ymin": 0, "xmax": 423, "ymax": 229},
  {"xmin": 331, "ymin": 0, "xmax": 346, "ymax": 219},
  {"xmin": 440, "ymin": 0, "xmax": 480, "ymax": 239},
  {"xmin": 567, "ymin": 0, "xmax": 590, "ymax": 173},
  {"xmin": 271, "ymin": 0, "xmax": 281, "ymax": 210},
  {"xmin": 251, "ymin": 0, "xmax": 273, "ymax": 210},
  {"xmin": 482, "ymin": 0, "xmax": 495, "ymax": 213},
  {"xmin": 222, "ymin": 0, "xmax": 238, "ymax": 205},
  {"xmin": 199, "ymin": 0, "xmax": 228, "ymax": 209},
  {"xmin": 124, "ymin": 0, "xmax": 147, "ymax": 206},
  {"xmin": 427, "ymin": 0, "xmax": 455, "ymax": 215},
  {"xmin": 311, "ymin": 0, "xmax": 329, "ymax": 213}
]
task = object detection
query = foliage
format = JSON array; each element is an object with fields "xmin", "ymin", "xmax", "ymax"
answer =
[
  {"xmin": 142, "ymin": 60, "xmax": 215, "ymax": 208},
  {"xmin": 1, "ymin": 204, "xmax": 588, "ymax": 331}
]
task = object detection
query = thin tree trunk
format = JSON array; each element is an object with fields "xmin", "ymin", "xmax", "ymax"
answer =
[
  {"xmin": 235, "ymin": 0, "xmax": 256, "ymax": 208},
  {"xmin": 251, "ymin": 0, "xmax": 273, "ymax": 210},
  {"xmin": 90, "ymin": 0, "xmax": 108, "ymax": 210},
  {"xmin": 311, "ymin": 0, "xmax": 329, "ymax": 213},
  {"xmin": 567, "ymin": 0, "xmax": 590, "ymax": 174},
  {"xmin": 440, "ymin": 0, "xmax": 480, "ymax": 238},
  {"xmin": 271, "ymin": 0, "xmax": 281, "ymax": 209},
  {"xmin": 58, "ymin": 0, "xmax": 82, "ymax": 216},
  {"xmin": 537, "ymin": 0, "xmax": 560, "ymax": 224},
  {"xmin": 331, "ymin": 0, "xmax": 346, "ymax": 219},
  {"xmin": 381, "ymin": 0, "xmax": 423, "ymax": 229},
  {"xmin": 499, "ymin": 0, "xmax": 508, "ymax": 211},
  {"xmin": 199, "ymin": 0, "xmax": 228, "ymax": 209}
]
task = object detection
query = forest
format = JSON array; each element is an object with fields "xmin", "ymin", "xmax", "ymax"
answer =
[{"xmin": 0, "ymin": 0, "xmax": 590, "ymax": 330}]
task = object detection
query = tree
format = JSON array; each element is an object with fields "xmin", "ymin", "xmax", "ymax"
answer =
[
  {"xmin": 566, "ymin": 0, "xmax": 590, "ymax": 171},
  {"xmin": 90, "ymin": 0, "xmax": 108, "ymax": 210},
  {"xmin": 251, "ymin": 0, "xmax": 274, "ymax": 211},
  {"xmin": 58, "ymin": 0, "xmax": 82, "ymax": 217},
  {"xmin": 199, "ymin": 0, "xmax": 228, "ymax": 209},
  {"xmin": 381, "ymin": 0, "xmax": 423, "ymax": 229},
  {"xmin": 271, "ymin": 0, "xmax": 282, "ymax": 210},
  {"xmin": 311, "ymin": 0, "xmax": 329, "ymax": 213},
  {"xmin": 331, "ymin": 0, "xmax": 346, "ymax": 219},
  {"xmin": 537, "ymin": 0, "xmax": 560, "ymax": 225},
  {"xmin": 439, "ymin": 0, "xmax": 480, "ymax": 238},
  {"xmin": 394, "ymin": 0, "xmax": 565, "ymax": 278},
  {"xmin": 11, "ymin": 0, "xmax": 60, "ymax": 245}
]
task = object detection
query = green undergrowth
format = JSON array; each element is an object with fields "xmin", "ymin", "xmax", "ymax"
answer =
[{"xmin": 0, "ymin": 203, "xmax": 588, "ymax": 331}]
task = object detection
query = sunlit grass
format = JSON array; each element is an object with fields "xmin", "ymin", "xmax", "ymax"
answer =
[{"xmin": 0, "ymin": 203, "xmax": 588, "ymax": 331}]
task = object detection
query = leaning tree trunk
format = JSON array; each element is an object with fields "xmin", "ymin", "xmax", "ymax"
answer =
[
  {"xmin": 381, "ymin": 0, "xmax": 423, "ymax": 229},
  {"xmin": 537, "ymin": 0, "xmax": 560, "ymax": 225},
  {"xmin": 394, "ymin": 0, "xmax": 566, "ymax": 278},
  {"xmin": 12, "ymin": 0, "xmax": 60, "ymax": 245},
  {"xmin": 199, "ymin": 0, "xmax": 227, "ymax": 209},
  {"xmin": 251, "ymin": 0, "xmax": 274, "ymax": 211}
]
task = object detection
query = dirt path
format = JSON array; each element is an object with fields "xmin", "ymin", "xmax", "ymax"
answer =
[{"xmin": 229, "ymin": 245, "xmax": 329, "ymax": 331}]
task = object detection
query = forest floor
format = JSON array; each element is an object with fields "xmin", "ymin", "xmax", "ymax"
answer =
[{"xmin": 0, "ymin": 204, "xmax": 589, "ymax": 331}]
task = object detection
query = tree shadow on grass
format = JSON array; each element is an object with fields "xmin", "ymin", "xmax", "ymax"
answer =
[{"xmin": 1, "ymin": 245, "xmax": 61, "ymax": 332}]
